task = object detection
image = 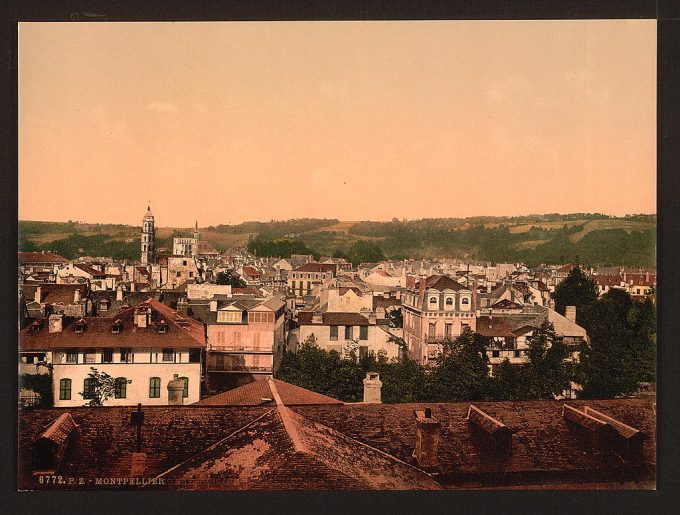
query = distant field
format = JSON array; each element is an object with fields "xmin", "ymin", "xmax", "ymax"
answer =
[
  {"xmin": 306, "ymin": 221, "xmax": 383, "ymax": 241},
  {"xmin": 568, "ymin": 219, "xmax": 656, "ymax": 243},
  {"xmin": 508, "ymin": 220, "xmax": 587, "ymax": 233},
  {"xmin": 511, "ymin": 240, "xmax": 547, "ymax": 250}
]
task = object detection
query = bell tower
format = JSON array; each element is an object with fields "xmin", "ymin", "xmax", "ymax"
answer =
[{"xmin": 141, "ymin": 204, "xmax": 156, "ymax": 265}]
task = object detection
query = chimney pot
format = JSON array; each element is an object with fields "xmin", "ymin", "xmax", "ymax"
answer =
[{"xmin": 363, "ymin": 372, "xmax": 382, "ymax": 403}]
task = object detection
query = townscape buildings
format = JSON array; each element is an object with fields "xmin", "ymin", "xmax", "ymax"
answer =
[{"xmin": 17, "ymin": 206, "xmax": 657, "ymax": 490}]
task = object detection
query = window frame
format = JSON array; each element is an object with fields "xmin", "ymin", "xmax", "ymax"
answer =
[
  {"xmin": 82, "ymin": 378, "xmax": 94, "ymax": 400},
  {"xmin": 330, "ymin": 325, "xmax": 339, "ymax": 341},
  {"xmin": 359, "ymin": 325, "xmax": 368, "ymax": 341},
  {"xmin": 149, "ymin": 377, "xmax": 161, "ymax": 398},
  {"xmin": 162, "ymin": 348, "xmax": 174, "ymax": 362},
  {"xmin": 101, "ymin": 349, "xmax": 113, "ymax": 363},
  {"xmin": 59, "ymin": 378, "xmax": 72, "ymax": 400},
  {"xmin": 114, "ymin": 377, "xmax": 127, "ymax": 399},
  {"xmin": 179, "ymin": 376, "xmax": 189, "ymax": 398}
]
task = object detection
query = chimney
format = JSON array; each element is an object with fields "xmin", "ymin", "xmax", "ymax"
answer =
[
  {"xmin": 363, "ymin": 372, "xmax": 382, "ymax": 403},
  {"xmin": 116, "ymin": 286, "xmax": 124, "ymax": 302},
  {"xmin": 177, "ymin": 297, "xmax": 188, "ymax": 316},
  {"xmin": 34, "ymin": 286, "xmax": 42, "ymax": 304},
  {"xmin": 368, "ymin": 311, "xmax": 376, "ymax": 325},
  {"xmin": 413, "ymin": 408, "xmax": 441, "ymax": 469},
  {"xmin": 167, "ymin": 374, "xmax": 185, "ymax": 405},
  {"xmin": 417, "ymin": 277, "xmax": 426, "ymax": 309},
  {"xmin": 565, "ymin": 306, "xmax": 576, "ymax": 323},
  {"xmin": 209, "ymin": 300, "xmax": 218, "ymax": 312},
  {"xmin": 48, "ymin": 313, "xmax": 63, "ymax": 334},
  {"xmin": 73, "ymin": 288, "xmax": 81, "ymax": 303},
  {"xmin": 134, "ymin": 306, "xmax": 149, "ymax": 327}
]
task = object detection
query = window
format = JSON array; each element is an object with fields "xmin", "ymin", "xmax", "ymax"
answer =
[
  {"xmin": 445, "ymin": 297, "xmax": 453, "ymax": 305},
  {"xmin": 492, "ymin": 350, "xmax": 500, "ymax": 358},
  {"xmin": 445, "ymin": 323, "xmax": 453, "ymax": 338},
  {"xmin": 217, "ymin": 311, "xmax": 242, "ymax": 323},
  {"xmin": 428, "ymin": 323, "xmax": 436, "ymax": 338},
  {"xmin": 158, "ymin": 322, "xmax": 168, "ymax": 334},
  {"xmin": 252, "ymin": 355, "xmax": 260, "ymax": 368},
  {"xmin": 189, "ymin": 271, "xmax": 194, "ymax": 278},
  {"xmin": 291, "ymin": 280, "xmax": 296, "ymax": 289},
  {"xmin": 59, "ymin": 379, "xmax": 71, "ymax": 400},
  {"xmin": 359, "ymin": 325, "xmax": 368, "ymax": 340},
  {"xmin": 162, "ymin": 349, "xmax": 174, "ymax": 362},
  {"xmin": 74, "ymin": 323, "xmax": 85, "ymax": 334},
  {"xmin": 359, "ymin": 346, "xmax": 368, "ymax": 360},
  {"xmin": 345, "ymin": 326, "xmax": 353, "ymax": 340},
  {"xmin": 83, "ymin": 378, "xmax": 94, "ymax": 399},
  {"xmin": 120, "ymin": 348, "xmax": 133, "ymax": 363},
  {"xmin": 189, "ymin": 348, "xmax": 201, "ymax": 363},
  {"xmin": 149, "ymin": 377, "xmax": 161, "ymax": 398},
  {"xmin": 292, "ymin": 273, "xmax": 296, "ymax": 279},
  {"xmin": 111, "ymin": 323, "xmax": 122, "ymax": 334},
  {"xmin": 176, "ymin": 271, "xmax": 181, "ymax": 277},
  {"xmin": 429, "ymin": 297, "xmax": 437, "ymax": 304},
  {"xmin": 65, "ymin": 351, "xmax": 78, "ymax": 364},
  {"xmin": 461, "ymin": 298, "xmax": 469, "ymax": 304},
  {"xmin": 183, "ymin": 260, "xmax": 187, "ymax": 266},
  {"xmin": 179, "ymin": 377, "xmax": 189, "ymax": 398},
  {"xmin": 307, "ymin": 274, "xmax": 311, "ymax": 279},
  {"xmin": 330, "ymin": 325, "xmax": 338, "ymax": 341},
  {"xmin": 114, "ymin": 378, "xmax": 127, "ymax": 399},
  {"xmin": 84, "ymin": 352, "xmax": 96, "ymax": 364},
  {"xmin": 514, "ymin": 350, "xmax": 521, "ymax": 358},
  {"xmin": 101, "ymin": 349, "xmax": 113, "ymax": 363}
]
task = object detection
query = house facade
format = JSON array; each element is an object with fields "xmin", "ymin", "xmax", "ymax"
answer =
[
  {"xmin": 402, "ymin": 275, "xmax": 476, "ymax": 364},
  {"xmin": 19, "ymin": 299, "xmax": 205, "ymax": 407}
]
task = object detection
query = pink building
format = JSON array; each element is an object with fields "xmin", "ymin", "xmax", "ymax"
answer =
[
  {"xmin": 205, "ymin": 296, "xmax": 286, "ymax": 389},
  {"xmin": 402, "ymin": 275, "xmax": 477, "ymax": 365}
]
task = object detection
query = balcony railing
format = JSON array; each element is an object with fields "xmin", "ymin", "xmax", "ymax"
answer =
[
  {"xmin": 208, "ymin": 363, "xmax": 272, "ymax": 373},
  {"xmin": 209, "ymin": 346, "xmax": 273, "ymax": 353}
]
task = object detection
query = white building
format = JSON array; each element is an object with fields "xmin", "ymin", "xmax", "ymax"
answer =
[{"xmin": 19, "ymin": 299, "xmax": 205, "ymax": 407}]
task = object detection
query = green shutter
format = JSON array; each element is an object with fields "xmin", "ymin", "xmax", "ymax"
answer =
[
  {"xmin": 180, "ymin": 377, "xmax": 189, "ymax": 398},
  {"xmin": 149, "ymin": 377, "xmax": 160, "ymax": 398}
]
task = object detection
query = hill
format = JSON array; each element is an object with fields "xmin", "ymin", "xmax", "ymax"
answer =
[{"xmin": 19, "ymin": 214, "xmax": 656, "ymax": 267}]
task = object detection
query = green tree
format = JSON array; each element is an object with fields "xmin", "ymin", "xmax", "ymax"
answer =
[
  {"xmin": 425, "ymin": 327, "xmax": 491, "ymax": 402},
  {"xmin": 577, "ymin": 290, "xmax": 656, "ymax": 398},
  {"xmin": 551, "ymin": 266, "xmax": 598, "ymax": 322},
  {"xmin": 79, "ymin": 367, "xmax": 132, "ymax": 407},
  {"xmin": 489, "ymin": 359, "xmax": 525, "ymax": 400},
  {"xmin": 522, "ymin": 321, "xmax": 572, "ymax": 399}
]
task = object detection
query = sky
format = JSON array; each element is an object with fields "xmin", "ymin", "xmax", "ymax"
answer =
[{"xmin": 19, "ymin": 20, "xmax": 656, "ymax": 227}]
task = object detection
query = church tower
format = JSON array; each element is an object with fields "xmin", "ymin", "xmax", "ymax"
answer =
[
  {"xmin": 192, "ymin": 220, "xmax": 199, "ymax": 257},
  {"xmin": 141, "ymin": 205, "xmax": 156, "ymax": 265}
]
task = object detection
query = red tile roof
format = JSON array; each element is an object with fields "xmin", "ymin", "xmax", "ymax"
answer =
[
  {"xmin": 196, "ymin": 379, "xmax": 343, "ymax": 406},
  {"xmin": 19, "ymin": 298, "xmax": 205, "ymax": 350},
  {"xmin": 19, "ymin": 251, "xmax": 68, "ymax": 264},
  {"xmin": 417, "ymin": 275, "xmax": 465, "ymax": 292},
  {"xmin": 298, "ymin": 312, "xmax": 371, "ymax": 326},
  {"xmin": 294, "ymin": 263, "xmax": 336, "ymax": 273}
]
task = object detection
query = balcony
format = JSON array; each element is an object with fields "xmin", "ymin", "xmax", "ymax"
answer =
[
  {"xmin": 208, "ymin": 363, "xmax": 272, "ymax": 373},
  {"xmin": 209, "ymin": 346, "xmax": 273, "ymax": 354}
]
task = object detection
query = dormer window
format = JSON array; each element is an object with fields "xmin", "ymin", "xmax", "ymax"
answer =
[
  {"xmin": 111, "ymin": 320, "xmax": 123, "ymax": 334},
  {"xmin": 445, "ymin": 298, "xmax": 453, "ymax": 305},
  {"xmin": 462, "ymin": 298, "xmax": 470, "ymax": 305},
  {"xmin": 429, "ymin": 297, "xmax": 437, "ymax": 304},
  {"xmin": 74, "ymin": 319, "xmax": 87, "ymax": 334},
  {"xmin": 157, "ymin": 320, "xmax": 168, "ymax": 334},
  {"xmin": 28, "ymin": 321, "xmax": 40, "ymax": 333}
]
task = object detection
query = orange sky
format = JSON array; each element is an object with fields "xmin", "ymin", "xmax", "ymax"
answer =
[{"xmin": 19, "ymin": 21, "xmax": 656, "ymax": 227}]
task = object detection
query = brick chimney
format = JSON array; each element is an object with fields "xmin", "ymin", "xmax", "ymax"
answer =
[
  {"xmin": 363, "ymin": 372, "xmax": 382, "ymax": 403},
  {"xmin": 48, "ymin": 313, "xmax": 63, "ymax": 334},
  {"xmin": 167, "ymin": 374, "xmax": 184, "ymax": 405},
  {"xmin": 177, "ymin": 297, "xmax": 188, "ymax": 316},
  {"xmin": 565, "ymin": 305, "xmax": 576, "ymax": 323},
  {"xmin": 413, "ymin": 408, "xmax": 441, "ymax": 469}
]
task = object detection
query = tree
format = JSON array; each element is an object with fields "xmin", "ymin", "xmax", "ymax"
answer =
[
  {"xmin": 216, "ymin": 271, "xmax": 245, "ymax": 287},
  {"xmin": 522, "ymin": 321, "xmax": 572, "ymax": 399},
  {"xmin": 577, "ymin": 290, "xmax": 656, "ymax": 398},
  {"xmin": 386, "ymin": 308, "xmax": 403, "ymax": 328},
  {"xmin": 79, "ymin": 367, "xmax": 131, "ymax": 407},
  {"xmin": 551, "ymin": 266, "xmax": 598, "ymax": 322},
  {"xmin": 425, "ymin": 327, "xmax": 492, "ymax": 402}
]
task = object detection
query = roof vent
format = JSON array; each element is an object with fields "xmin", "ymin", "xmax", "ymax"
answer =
[
  {"xmin": 562, "ymin": 404, "xmax": 614, "ymax": 453},
  {"xmin": 466, "ymin": 405, "xmax": 512, "ymax": 455},
  {"xmin": 584, "ymin": 406, "xmax": 644, "ymax": 463}
]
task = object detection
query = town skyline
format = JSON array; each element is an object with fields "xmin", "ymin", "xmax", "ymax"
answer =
[{"xmin": 19, "ymin": 20, "xmax": 655, "ymax": 227}]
